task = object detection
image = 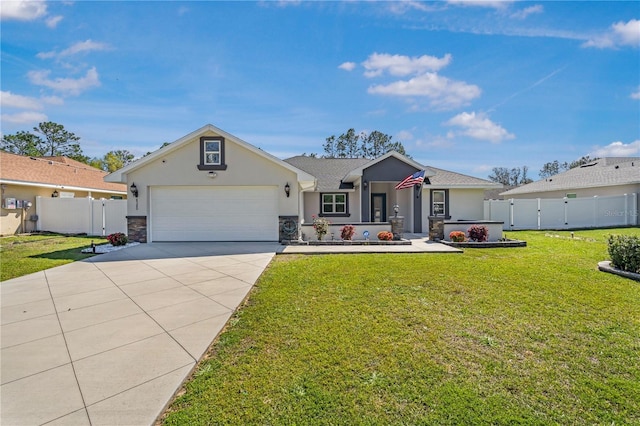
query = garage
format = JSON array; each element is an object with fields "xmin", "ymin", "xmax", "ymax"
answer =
[{"xmin": 150, "ymin": 186, "xmax": 278, "ymax": 242}]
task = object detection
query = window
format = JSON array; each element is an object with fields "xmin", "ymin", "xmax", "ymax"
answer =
[
  {"xmin": 204, "ymin": 140, "xmax": 220, "ymax": 165},
  {"xmin": 198, "ymin": 136, "xmax": 227, "ymax": 170},
  {"xmin": 431, "ymin": 189, "xmax": 447, "ymax": 216},
  {"xmin": 321, "ymin": 193, "xmax": 348, "ymax": 216}
]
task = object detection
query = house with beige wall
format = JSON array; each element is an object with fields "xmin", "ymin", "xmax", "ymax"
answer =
[
  {"xmin": 0, "ymin": 152, "xmax": 127, "ymax": 235},
  {"xmin": 106, "ymin": 124, "xmax": 499, "ymax": 242}
]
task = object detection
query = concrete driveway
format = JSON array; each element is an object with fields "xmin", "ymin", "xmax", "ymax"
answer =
[{"xmin": 1, "ymin": 242, "xmax": 281, "ymax": 426}]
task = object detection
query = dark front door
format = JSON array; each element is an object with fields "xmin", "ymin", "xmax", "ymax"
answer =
[{"xmin": 371, "ymin": 193, "xmax": 386, "ymax": 222}]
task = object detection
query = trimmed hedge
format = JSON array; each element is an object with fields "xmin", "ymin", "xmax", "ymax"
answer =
[{"xmin": 607, "ymin": 234, "xmax": 640, "ymax": 274}]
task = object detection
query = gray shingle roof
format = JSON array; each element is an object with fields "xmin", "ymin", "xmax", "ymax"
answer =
[
  {"xmin": 423, "ymin": 165, "xmax": 501, "ymax": 187},
  {"xmin": 284, "ymin": 156, "xmax": 370, "ymax": 191},
  {"xmin": 501, "ymin": 157, "xmax": 640, "ymax": 196},
  {"xmin": 284, "ymin": 155, "xmax": 499, "ymax": 191}
]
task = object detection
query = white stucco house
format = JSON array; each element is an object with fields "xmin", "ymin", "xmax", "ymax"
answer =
[{"xmin": 105, "ymin": 124, "xmax": 500, "ymax": 242}]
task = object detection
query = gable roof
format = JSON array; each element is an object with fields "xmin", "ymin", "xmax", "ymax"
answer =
[
  {"xmin": 285, "ymin": 152, "xmax": 500, "ymax": 191},
  {"xmin": 501, "ymin": 157, "xmax": 640, "ymax": 196},
  {"xmin": 0, "ymin": 151, "xmax": 127, "ymax": 193},
  {"xmin": 105, "ymin": 124, "xmax": 315, "ymax": 187},
  {"xmin": 284, "ymin": 156, "xmax": 370, "ymax": 192},
  {"xmin": 341, "ymin": 151, "xmax": 436, "ymax": 183}
]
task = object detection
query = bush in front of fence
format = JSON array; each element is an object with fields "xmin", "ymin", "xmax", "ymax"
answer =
[
  {"xmin": 467, "ymin": 225, "xmax": 488, "ymax": 242},
  {"xmin": 107, "ymin": 232, "xmax": 128, "ymax": 246},
  {"xmin": 607, "ymin": 235, "xmax": 640, "ymax": 274}
]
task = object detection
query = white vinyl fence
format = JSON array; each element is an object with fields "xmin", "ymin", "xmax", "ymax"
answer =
[
  {"xmin": 484, "ymin": 193, "xmax": 638, "ymax": 230},
  {"xmin": 35, "ymin": 197, "xmax": 127, "ymax": 236}
]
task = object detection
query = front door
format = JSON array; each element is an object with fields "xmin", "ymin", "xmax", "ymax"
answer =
[{"xmin": 371, "ymin": 193, "xmax": 386, "ymax": 222}]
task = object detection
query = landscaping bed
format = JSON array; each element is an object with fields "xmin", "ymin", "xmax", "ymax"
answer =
[
  {"xmin": 284, "ymin": 239, "xmax": 411, "ymax": 246},
  {"xmin": 442, "ymin": 239, "xmax": 526, "ymax": 248}
]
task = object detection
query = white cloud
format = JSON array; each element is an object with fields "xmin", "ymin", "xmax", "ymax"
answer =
[
  {"xmin": 28, "ymin": 67, "xmax": 101, "ymax": 95},
  {"xmin": 1, "ymin": 111, "xmax": 48, "ymax": 124},
  {"xmin": 396, "ymin": 130, "xmax": 414, "ymax": 141},
  {"xmin": 590, "ymin": 140, "xmax": 640, "ymax": 157},
  {"xmin": 0, "ymin": 0, "xmax": 47, "ymax": 21},
  {"xmin": 45, "ymin": 15, "xmax": 63, "ymax": 28},
  {"xmin": 338, "ymin": 62, "xmax": 356, "ymax": 71},
  {"xmin": 368, "ymin": 72, "xmax": 481, "ymax": 109},
  {"xmin": 387, "ymin": 1, "xmax": 440, "ymax": 14},
  {"xmin": 447, "ymin": 0, "xmax": 513, "ymax": 9},
  {"xmin": 363, "ymin": 52, "xmax": 452, "ymax": 77},
  {"xmin": 37, "ymin": 40, "xmax": 111, "ymax": 60},
  {"xmin": 0, "ymin": 91, "xmax": 63, "ymax": 109},
  {"xmin": 583, "ymin": 19, "xmax": 640, "ymax": 49},
  {"xmin": 631, "ymin": 86, "xmax": 640, "ymax": 100},
  {"xmin": 510, "ymin": 4, "xmax": 543, "ymax": 20},
  {"xmin": 445, "ymin": 111, "xmax": 515, "ymax": 143},
  {"xmin": 1, "ymin": 91, "xmax": 43, "ymax": 109}
]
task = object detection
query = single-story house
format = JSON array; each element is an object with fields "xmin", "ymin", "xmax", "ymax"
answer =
[
  {"xmin": 500, "ymin": 157, "xmax": 640, "ymax": 199},
  {"xmin": 1, "ymin": 152, "xmax": 127, "ymax": 235},
  {"xmin": 105, "ymin": 124, "xmax": 500, "ymax": 242}
]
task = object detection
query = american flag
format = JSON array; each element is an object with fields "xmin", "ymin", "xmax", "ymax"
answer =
[{"xmin": 395, "ymin": 170, "xmax": 426, "ymax": 190}]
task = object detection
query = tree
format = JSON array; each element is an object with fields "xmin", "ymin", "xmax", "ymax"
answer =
[
  {"xmin": 539, "ymin": 160, "xmax": 568, "ymax": 179},
  {"xmin": 91, "ymin": 150, "xmax": 136, "ymax": 172},
  {"xmin": 322, "ymin": 129, "xmax": 408, "ymax": 159},
  {"xmin": 488, "ymin": 166, "xmax": 532, "ymax": 186},
  {"xmin": 539, "ymin": 156, "xmax": 599, "ymax": 179},
  {"xmin": 32, "ymin": 121, "xmax": 85, "ymax": 161},
  {"xmin": 1, "ymin": 131, "xmax": 45, "ymax": 156}
]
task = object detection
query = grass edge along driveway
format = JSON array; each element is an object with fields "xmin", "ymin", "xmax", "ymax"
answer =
[
  {"xmin": 1, "ymin": 234, "xmax": 106, "ymax": 281},
  {"xmin": 162, "ymin": 228, "xmax": 640, "ymax": 425}
]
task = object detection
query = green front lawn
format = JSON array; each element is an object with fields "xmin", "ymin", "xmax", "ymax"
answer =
[
  {"xmin": 164, "ymin": 228, "xmax": 640, "ymax": 425},
  {"xmin": 0, "ymin": 234, "xmax": 107, "ymax": 281}
]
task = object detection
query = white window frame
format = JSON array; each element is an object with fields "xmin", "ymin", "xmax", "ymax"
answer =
[
  {"xmin": 432, "ymin": 190, "xmax": 446, "ymax": 216},
  {"xmin": 204, "ymin": 139, "xmax": 221, "ymax": 165},
  {"xmin": 321, "ymin": 193, "xmax": 347, "ymax": 215}
]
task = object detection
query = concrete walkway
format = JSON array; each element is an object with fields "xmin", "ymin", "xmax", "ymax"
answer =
[
  {"xmin": 281, "ymin": 234, "xmax": 462, "ymax": 254},
  {"xmin": 1, "ymin": 242, "xmax": 281, "ymax": 426}
]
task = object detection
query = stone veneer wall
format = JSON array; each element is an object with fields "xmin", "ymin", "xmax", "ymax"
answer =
[
  {"xmin": 126, "ymin": 216, "xmax": 147, "ymax": 243},
  {"xmin": 279, "ymin": 216, "xmax": 299, "ymax": 242},
  {"xmin": 428, "ymin": 216, "xmax": 445, "ymax": 241}
]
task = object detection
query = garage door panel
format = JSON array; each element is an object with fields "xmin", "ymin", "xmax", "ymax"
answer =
[{"xmin": 150, "ymin": 186, "xmax": 278, "ymax": 241}]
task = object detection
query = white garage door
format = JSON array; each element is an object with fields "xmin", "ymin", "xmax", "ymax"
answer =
[{"xmin": 150, "ymin": 186, "xmax": 278, "ymax": 242}]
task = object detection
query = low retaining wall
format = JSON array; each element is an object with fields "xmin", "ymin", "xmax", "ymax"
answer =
[
  {"xmin": 443, "ymin": 220, "xmax": 504, "ymax": 242},
  {"xmin": 300, "ymin": 222, "xmax": 392, "ymax": 242}
]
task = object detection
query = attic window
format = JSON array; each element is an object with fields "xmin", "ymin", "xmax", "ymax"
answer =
[{"xmin": 198, "ymin": 136, "xmax": 228, "ymax": 171}]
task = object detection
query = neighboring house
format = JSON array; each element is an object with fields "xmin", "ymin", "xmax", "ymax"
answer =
[
  {"xmin": 106, "ymin": 124, "xmax": 499, "ymax": 242},
  {"xmin": 0, "ymin": 152, "xmax": 127, "ymax": 235},
  {"xmin": 500, "ymin": 157, "xmax": 640, "ymax": 199}
]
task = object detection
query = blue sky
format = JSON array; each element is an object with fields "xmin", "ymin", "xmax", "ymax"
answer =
[{"xmin": 1, "ymin": 1, "xmax": 639, "ymax": 179}]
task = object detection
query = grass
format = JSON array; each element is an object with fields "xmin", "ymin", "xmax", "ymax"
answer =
[
  {"xmin": 163, "ymin": 228, "xmax": 640, "ymax": 425},
  {"xmin": 0, "ymin": 233, "xmax": 107, "ymax": 281}
]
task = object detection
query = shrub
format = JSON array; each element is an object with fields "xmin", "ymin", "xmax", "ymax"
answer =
[
  {"xmin": 467, "ymin": 225, "xmax": 488, "ymax": 242},
  {"xmin": 377, "ymin": 231, "xmax": 393, "ymax": 241},
  {"xmin": 607, "ymin": 235, "xmax": 640, "ymax": 274},
  {"xmin": 340, "ymin": 225, "xmax": 356, "ymax": 240},
  {"xmin": 106, "ymin": 232, "xmax": 128, "ymax": 246},
  {"xmin": 449, "ymin": 231, "xmax": 466, "ymax": 242},
  {"xmin": 312, "ymin": 215, "xmax": 330, "ymax": 240}
]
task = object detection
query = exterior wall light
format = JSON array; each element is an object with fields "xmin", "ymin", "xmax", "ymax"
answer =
[
  {"xmin": 284, "ymin": 182, "xmax": 291, "ymax": 198},
  {"xmin": 130, "ymin": 182, "xmax": 139, "ymax": 198},
  {"xmin": 393, "ymin": 204, "xmax": 399, "ymax": 217},
  {"xmin": 363, "ymin": 180, "xmax": 368, "ymax": 189}
]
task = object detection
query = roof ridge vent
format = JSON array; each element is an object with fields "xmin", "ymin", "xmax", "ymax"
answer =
[{"xmin": 579, "ymin": 162, "xmax": 598, "ymax": 168}]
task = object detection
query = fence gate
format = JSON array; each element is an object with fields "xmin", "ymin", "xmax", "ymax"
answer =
[{"xmin": 36, "ymin": 197, "xmax": 127, "ymax": 236}]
